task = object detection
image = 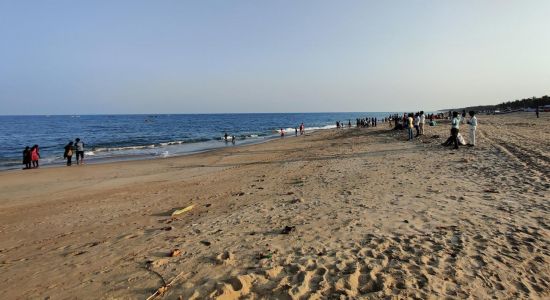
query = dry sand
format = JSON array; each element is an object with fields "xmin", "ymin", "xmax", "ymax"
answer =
[{"xmin": 0, "ymin": 113, "xmax": 548, "ymax": 299}]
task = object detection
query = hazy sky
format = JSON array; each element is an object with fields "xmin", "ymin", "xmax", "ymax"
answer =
[{"xmin": 1, "ymin": 1, "xmax": 549, "ymax": 114}]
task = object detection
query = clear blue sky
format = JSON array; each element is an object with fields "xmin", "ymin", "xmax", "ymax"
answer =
[{"xmin": 1, "ymin": 0, "xmax": 549, "ymax": 114}]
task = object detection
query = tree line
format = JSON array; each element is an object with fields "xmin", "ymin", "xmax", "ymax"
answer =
[{"xmin": 462, "ymin": 95, "xmax": 549, "ymax": 112}]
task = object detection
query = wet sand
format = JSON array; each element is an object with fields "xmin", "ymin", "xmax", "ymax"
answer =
[{"xmin": 0, "ymin": 113, "xmax": 548, "ymax": 299}]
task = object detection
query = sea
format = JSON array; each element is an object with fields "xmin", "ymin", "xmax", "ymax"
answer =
[{"xmin": 0, "ymin": 112, "xmax": 393, "ymax": 170}]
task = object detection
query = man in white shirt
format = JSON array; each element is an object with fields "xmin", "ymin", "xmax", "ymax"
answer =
[
  {"xmin": 414, "ymin": 113, "xmax": 421, "ymax": 137},
  {"xmin": 75, "ymin": 138, "xmax": 85, "ymax": 165},
  {"xmin": 467, "ymin": 111, "xmax": 478, "ymax": 146},
  {"xmin": 419, "ymin": 111, "xmax": 425, "ymax": 135},
  {"xmin": 451, "ymin": 111, "xmax": 460, "ymax": 149}
]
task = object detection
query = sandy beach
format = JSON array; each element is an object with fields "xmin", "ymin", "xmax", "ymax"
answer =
[{"xmin": 0, "ymin": 113, "xmax": 548, "ymax": 299}]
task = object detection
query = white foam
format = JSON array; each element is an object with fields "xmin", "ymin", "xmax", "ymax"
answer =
[
  {"xmin": 159, "ymin": 141, "xmax": 184, "ymax": 146},
  {"xmin": 305, "ymin": 124, "xmax": 337, "ymax": 131}
]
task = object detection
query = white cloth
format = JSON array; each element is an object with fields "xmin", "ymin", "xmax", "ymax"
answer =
[
  {"xmin": 420, "ymin": 114, "xmax": 425, "ymax": 124},
  {"xmin": 457, "ymin": 133, "xmax": 467, "ymax": 145}
]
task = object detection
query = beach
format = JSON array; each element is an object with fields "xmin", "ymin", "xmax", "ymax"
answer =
[{"xmin": 0, "ymin": 113, "xmax": 548, "ymax": 299}]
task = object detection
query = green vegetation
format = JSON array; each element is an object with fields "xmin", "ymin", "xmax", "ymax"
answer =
[{"xmin": 463, "ymin": 95, "xmax": 549, "ymax": 112}]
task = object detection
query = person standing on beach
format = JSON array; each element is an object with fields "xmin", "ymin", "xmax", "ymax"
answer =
[
  {"xmin": 224, "ymin": 132, "xmax": 228, "ymax": 142},
  {"xmin": 467, "ymin": 111, "xmax": 478, "ymax": 147},
  {"xmin": 30, "ymin": 145, "xmax": 40, "ymax": 168},
  {"xmin": 451, "ymin": 112, "xmax": 460, "ymax": 149},
  {"xmin": 64, "ymin": 141, "xmax": 74, "ymax": 166},
  {"xmin": 22, "ymin": 146, "xmax": 31, "ymax": 169},
  {"xmin": 407, "ymin": 113, "xmax": 414, "ymax": 141},
  {"xmin": 419, "ymin": 111, "xmax": 425, "ymax": 135},
  {"xmin": 414, "ymin": 113, "xmax": 420, "ymax": 137},
  {"xmin": 295, "ymin": 127, "xmax": 298, "ymax": 136},
  {"xmin": 300, "ymin": 123, "xmax": 304, "ymax": 135},
  {"xmin": 280, "ymin": 128, "xmax": 285, "ymax": 137},
  {"xmin": 536, "ymin": 106, "xmax": 540, "ymax": 118},
  {"xmin": 75, "ymin": 138, "xmax": 85, "ymax": 165}
]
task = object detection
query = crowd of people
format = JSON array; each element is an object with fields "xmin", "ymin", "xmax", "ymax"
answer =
[
  {"xmin": 385, "ymin": 110, "xmax": 478, "ymax": 149},
  {"xmin": 18, "ymin": 110, "xmax": 486, "ymax": 171},
  {"xmin": 350, "ymin": 110, "xmax": 479, "ymax": 150},
  {"xmin": 355, "ymin": 117, "xmax": 383, "ymax": 128}
]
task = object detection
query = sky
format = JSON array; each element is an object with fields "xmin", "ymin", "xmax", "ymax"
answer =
[{"xmin": 1, "ymin": 0, "xmax": 549, "ymax": 115}]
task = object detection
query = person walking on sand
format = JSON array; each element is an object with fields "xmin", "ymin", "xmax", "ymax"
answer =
[
  {"xmin": 419, "ymin": 111, "xmax": 425, "ymax": 135},
  {"xmin": 300, "ymin": 123, "xmax": 304, "ymax": 135},
  {"xmin": 451, "ymin": 111, "xmax": 460, "ymax": 150},
  {"xmin": 536, "ymin": 106, "xmax": 540, "ymax": 118},
  {"xmin": 22, "ymin": 146, "xmax": 31, "ymax": 169},
  {"xmin": 30, "ymin": 145, "xmax": 40, "ymax": 168},
  {"xmin": 407, "ymin": 113, "xmax": 414, "ymax": 141},
  {"xmin": 467, "ymin": 111, "xmax": 478, "ymax": 147},
  {"xmin": 295, "ymin": 127, "xmax": 298, "ymax": 136},
  {"xmin": 75, "ymin": 138, "xmax": 85, "ymax": 165},
  {"xmin": 64, "ymin": 141, "xmax": 74, "ymax": 166}
]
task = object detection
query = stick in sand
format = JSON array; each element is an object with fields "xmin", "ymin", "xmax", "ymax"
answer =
[{"xmin": 145, "ymin": 271, "xmax": 186, "ymax": 300}]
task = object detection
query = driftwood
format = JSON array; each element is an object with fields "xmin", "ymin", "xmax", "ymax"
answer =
[{"xmin": 145, "ymin": 271, "xmax": 186, "ymax": 300}]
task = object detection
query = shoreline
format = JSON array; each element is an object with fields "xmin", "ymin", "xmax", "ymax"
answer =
[
  {"xmin": 0, "ymin": 123, "xmax": 346, "ymax": 172},
  {"xmin": 0, "ymin": 130, "xmax": 307, "ymax": 173},
  {"xmin": 1, "ymin": 112, "xmax": 383, "ymax": 171},
  {"xmin": 0, "ymin": 113, "xmax": 548, "ymax": 299}
]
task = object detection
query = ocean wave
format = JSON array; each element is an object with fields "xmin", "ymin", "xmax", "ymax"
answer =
[
  {"xmin": 93, "ymin": 144, "xmax": 157, "ymax": 152},
  {"xmin": 305, "ymin": 124, "xmax": 338, "ymax": 131},
  {"xmin": 275, "ymin": 124, "xmax": 337, "ymax": 134},
  {"xmin": 54, "ymin": 125, "xmax": 339, "ymax": 155},
  {"xmin": 159, "ymin": 140, "xmax": 185, "ymax": 146}
]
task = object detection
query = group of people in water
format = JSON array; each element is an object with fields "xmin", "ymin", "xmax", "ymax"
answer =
[
  {"xmin": 279, "ymin": 123, "xmax": 305, "ymax": 137},
  {"xmin": 63, "ymin": 138, "xmax": 86, "ymax": 166},
  {"xmin": 22, "ymin": 145, "xmax": 41, "ymax": 169},
  {"xmin": 223, "ymin": 132, "xmax": 236, "ymax": 144},
  {"xmin": 22, "ymin": 138, "xmax": 85, "ymax": 169}
]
